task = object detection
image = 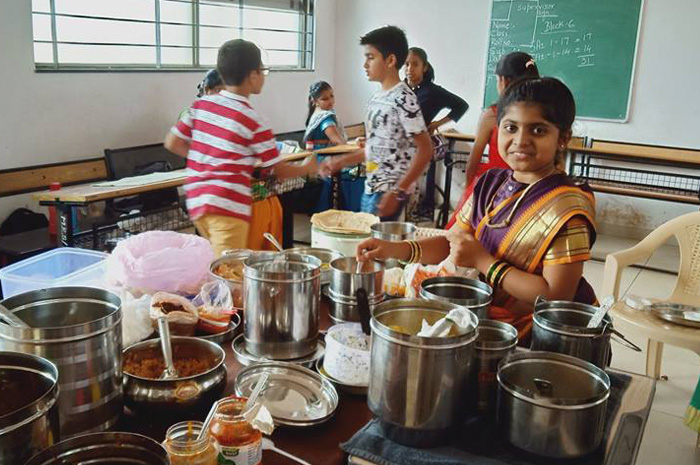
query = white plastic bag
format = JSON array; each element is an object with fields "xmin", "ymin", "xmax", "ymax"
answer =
[
  {"xmin": 118, "ymin": 290, "xmax": 153, "ymax": 348},
  {"xmin": 105, "ymin": 231, "xmax": 214, "ymax": 296}
]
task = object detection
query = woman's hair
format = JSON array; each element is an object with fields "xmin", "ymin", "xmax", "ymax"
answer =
[
  {"xmin": 496, "ymin": 77, "xmax": 576, "ymax": 134},
  {"xmin": 197, "ymin": 69, "xmax": 223, "ymax": 97},
  {"xmin": 407, "ymin": 47, "xmax": 435, "ymax": 83},
  {"xmin": 305, "ymin": 80, "xmax": 332, "ymax": 127},
  {"xmin": 495, "ymin": 51, "xmax": 539, "ymax": 80}
]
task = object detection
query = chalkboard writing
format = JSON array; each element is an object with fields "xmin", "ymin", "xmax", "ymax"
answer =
[{"xmin": 484, "ymin": 0, "xmax": 643, "ymax": 121}]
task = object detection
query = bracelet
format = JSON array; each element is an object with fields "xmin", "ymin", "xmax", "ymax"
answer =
[
  {"xmin": 485, "ymin": 260, "xmax": 504, "ymax": 286},
  {"xmin": 412, "ymin": 240, "xmax": 423, "ymax": 264},
  {"xmin": 492, "ymin": 263, "xmax": 513, "ymax": 289},
  {"xmin": 486, "ymin": 260, "xmax": 510, "ymax": 288},
  {"xmin": 403, "ymin": 240, "xmax": 416, "ymax": 264}
]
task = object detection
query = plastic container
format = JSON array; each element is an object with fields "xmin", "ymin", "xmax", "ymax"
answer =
[
  {"xmin": 323, "ymin": 323, "xmax": 371, "ymax": 386},
  {"xmin": 0, "ymin": 248, "xmax": 107, "ymax": 298}
]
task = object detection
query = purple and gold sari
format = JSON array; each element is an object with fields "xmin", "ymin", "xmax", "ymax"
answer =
[{"xmin": 455, "ymin": 168, "xmax": 597, "ymax": 339}]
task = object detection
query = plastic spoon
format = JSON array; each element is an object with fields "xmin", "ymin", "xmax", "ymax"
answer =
[
  {"xmin": 263, "ymin": 232, "xmax": 283, "ymax": 252},
  {"xmin": 587, "ymin": 295, "xmax": 615, "ymax": 329},
  {"xmin": 197, "ymin": 398, "xmax": 224, "ymax": 441},
  {"xmin": 157, "ymin": 316, "xmax": 179, "ymax": 380},
  {"xmin": 244, "ymin": 372, "xmax": 270, "ymax": 413},
  {"xmin": 0, "ymin": 303, "xmax": 29, "ymax": 328},
  {"xmin": 262, "ymin": 438, "xmax": 312, "ymax": 465}
]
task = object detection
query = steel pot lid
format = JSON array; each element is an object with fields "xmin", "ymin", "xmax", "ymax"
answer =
[
  {"xmin": 371, "ymin": 298, "xmax": 479, "ymax": 349},
  {"xmin": 497, "ymin": 351, "xmax": 610, "ymax": 409},
  {"xmin": 476, "ymin": 319, "xmax": 518, "ymax": 351},
  {"xmin": 234, "ymin": 361, "xmax": 338, "ymax": 427},
  {"xmin": 420, "ymin": 276, "xmax": 493, "ymax": 307},
  {"xmin": 533, "ymin": 299, "xmax": 613, "ymax": 337},
  {"xmin": 24, "ymin": 432, "xmax": 169, "ymax": 465},
  {"xmin": 231, "ymin": 334, "xmax": 325, "ymax": 368},
  {"xmin": 244, "ymin": 252, "xmax": 321, "ymax": 282}
]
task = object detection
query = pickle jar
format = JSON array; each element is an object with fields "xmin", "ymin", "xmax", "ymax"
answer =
[
  {"xmin": 164, "ymin": 421, "xmax": 218, "ymax": 465},
  {"xmin": 209, "ymin": 397, "xmax": 262, "ymax": 465}
]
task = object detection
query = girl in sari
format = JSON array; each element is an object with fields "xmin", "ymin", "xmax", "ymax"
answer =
[{"xmin": 357, "ymin": 77, "xmax": 596, "ymax": 341}]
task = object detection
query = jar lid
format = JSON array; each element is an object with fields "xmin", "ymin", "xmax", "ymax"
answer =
[
  {"xmin": 497, "ymin": 351, "xmax": 610, "ymax": 409},
  {"xmin": 234, "ymin": 362, "xmax": 338, "ymax": 427},
  {"xmin": 420, "ymin": 276, "xmax": 493, "ymax": 307}
]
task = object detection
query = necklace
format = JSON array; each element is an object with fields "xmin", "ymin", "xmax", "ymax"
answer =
[{"xmin": 484, "ymin": 170, "xmax": 560, "ymax": 229}]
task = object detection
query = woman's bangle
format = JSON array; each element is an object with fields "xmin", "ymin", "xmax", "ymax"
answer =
[
  {"xmin": 402, "ymin": 240, "xmax": 415, "ymax": 264},
  {"xmin": 492, "ymin": 263, "xmax": 513, "ymax": 289},
  {"xmin": 401, "ymin": 240, "xmax": 422, "ymax": 264},
  {"xmin": 486, "ymin": 260, "xmax": 510, "ymax": 288}
]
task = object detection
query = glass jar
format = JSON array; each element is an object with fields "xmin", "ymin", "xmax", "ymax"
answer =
[
  {"xmin": 209, "ymin": 397, "xmax": 262, "ymax": 465},
  {"xmin": 164, "ymin": 421, "xmax": 218, "ymax": 465}
]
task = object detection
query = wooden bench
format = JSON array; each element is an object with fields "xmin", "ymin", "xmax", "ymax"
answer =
[{"xmin": 568, "ymin": 140, "xmax": 700, "ymax": 205}]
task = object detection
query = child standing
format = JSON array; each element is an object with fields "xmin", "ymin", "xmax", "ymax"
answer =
[
  {"xmin": 321, "ymin": 26, "xmax": 433, "ymax": 221},
  {"xmin": 358, "ymin": 77, "xmax": 596, "ymax": 341},
  {"xmin": 165, "ymin": 39, "xmax": 316, "ymax": 256}
]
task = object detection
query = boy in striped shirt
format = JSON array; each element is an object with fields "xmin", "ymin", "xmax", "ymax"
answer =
[{"xmin": 165, "ymin": 39, "xmax": 317, "ymax": 256}]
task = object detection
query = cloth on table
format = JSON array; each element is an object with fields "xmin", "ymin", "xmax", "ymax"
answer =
[{"xmin": 341, "ymin": 373, "xmax": 631, "ymax": 465}]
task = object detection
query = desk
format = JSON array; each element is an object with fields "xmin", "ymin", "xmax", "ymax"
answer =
[{"xmin": 436, "ymin": 132, "xmax": 476, "ymax": 228}]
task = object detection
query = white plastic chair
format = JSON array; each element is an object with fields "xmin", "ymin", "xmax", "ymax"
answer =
[{"xmin": 602, "ymin": 211, "xmax": 700, "ymax": 379}]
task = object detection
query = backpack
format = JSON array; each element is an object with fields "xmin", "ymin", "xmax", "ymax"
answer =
[{"xmin": 0, "ymin": 208, "xmax": 49, "ymax": 236}]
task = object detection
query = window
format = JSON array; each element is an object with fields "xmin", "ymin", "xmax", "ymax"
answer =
[{"xmin": 31, "ymin": 0, "xmax": 315, "ymax": 71}]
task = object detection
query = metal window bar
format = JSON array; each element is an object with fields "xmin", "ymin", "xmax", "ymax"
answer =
[{"xmin": 31, "ymin": 0, "xmax": 314, "ymax": 71}]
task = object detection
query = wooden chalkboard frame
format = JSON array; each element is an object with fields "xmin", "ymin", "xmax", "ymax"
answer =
[{"xmin": 481, "ymin": 0, "xmax": 646, "ymax": 123}]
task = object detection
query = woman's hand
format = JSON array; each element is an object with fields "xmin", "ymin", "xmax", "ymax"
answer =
[
  {"xmin": 427, "ymin": 121, "xmax": 441, "ymax": 134},
  {"xmin": 445, "ymin": 228, "xmax": 491, "ymax": 270},
  {"xmin": 356, "ymin": 238, "xmax": 410, "ymax": 262}
]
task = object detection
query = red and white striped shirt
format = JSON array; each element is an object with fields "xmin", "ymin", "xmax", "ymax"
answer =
[{"xmin": 170, "ymin": 90, "xmax": 281, "ymax": 221}]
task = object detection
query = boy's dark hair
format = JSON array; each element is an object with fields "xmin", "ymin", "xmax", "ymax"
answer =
[
  {"xmin": 217, "ymin": 39, "xmax": 262, "ymax": 86},
  {"xmin": 360, "ymin": 25, "xmax": 408, "ymax": 69},
  {"xmin": 197, "ymin": 69, "xmax": 222, "ymax": 97},
  {"xmin": 306, "ymin": 80, "xmax": 333, "ymax": 126},
  {"xmin": 408, "ymin": 47, "xmax": 435, "ymax": 82},
  {"xmin": 497, "ymin": 77, "xmax": 576, "ymax": 133},
  {"xmin": 495, "ymin": 51, "xmax": 540, "ymax": 80}
]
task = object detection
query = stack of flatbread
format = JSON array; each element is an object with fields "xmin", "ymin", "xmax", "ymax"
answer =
[{"xmin": 311, "ymin": 209, "xmax": 380, "ymax": 235}]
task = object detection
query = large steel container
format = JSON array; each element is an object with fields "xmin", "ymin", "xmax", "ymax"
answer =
[
  {"xmin": 470, "ymin": 319, "xmax": 517, "ymax": 413},
  {"xmin": 0, "ymin": 352, "xmax": 60, "ymax": 465},
  {"xmin": 244, "ymin": 252, "xmax": 321, "ymax": 359},
  {"xmin": 0, "ymin": 287, "xmax": 123, "ymax": 437},
  {"xmin": 24, "ymin": 432, "xmax": 169, "ymax": 465},
  {"xmin": 420, "ymin": 276, "xmax": 493, "ymax": 320},
  {"xmin": 368, "ymin": 298, "xmax": 479, "ymax": 448},
  {"xmin": 497, "ymin": 351, "xmax": 610, "ymax": 458}
]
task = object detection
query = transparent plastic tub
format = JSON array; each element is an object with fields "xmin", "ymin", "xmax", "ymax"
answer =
[{"xmin": 0, "ymin": 248, "xmax": 108, "ymax": 298}]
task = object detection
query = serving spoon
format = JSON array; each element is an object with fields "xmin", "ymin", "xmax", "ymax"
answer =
[{"xmin": 157, "ymin": 316, "xmax": 179, "ymax": 380}]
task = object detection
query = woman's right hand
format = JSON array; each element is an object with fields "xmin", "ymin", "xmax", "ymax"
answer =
[{"xmin": 356, "ymin": 238, "xmax": 409, "ymax": 262}]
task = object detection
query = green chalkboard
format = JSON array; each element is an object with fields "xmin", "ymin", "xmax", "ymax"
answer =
[{"xmin": 484, "ymin": 0, "xmax": 643, "ymax": 121}]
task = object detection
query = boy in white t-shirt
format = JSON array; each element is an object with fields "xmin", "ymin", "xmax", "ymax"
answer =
[{"xmin": 320, "ymin": 26, "xmax": 433, "ymax": 220}]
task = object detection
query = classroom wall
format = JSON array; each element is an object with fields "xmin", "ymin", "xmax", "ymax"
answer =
[
  {"xmin": 0, "ymin": 0, "xmax": 337, "ymax": 222},
  {"xmin": 333, "ymin": 0, "xmax": 700, "ymax": 237}
]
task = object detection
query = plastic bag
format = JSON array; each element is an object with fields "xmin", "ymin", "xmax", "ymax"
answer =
[
  {"xmin": 403, "ymin": 258, "xmax": 479, "ymax": 298},
  {"xmin": 192, "ymin": 281, "xmax": 234, "ymax": 334},
  {"xmin": 117, "ymin": 290, "xmax": 153, "ymax": 348},
  {"xmin": 105, "ymin": 231, "xmax": 214, "ymax": 296}
]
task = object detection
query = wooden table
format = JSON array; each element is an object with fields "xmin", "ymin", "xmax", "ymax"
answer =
[{"xmin": 116, "ymin": 302, "xmax": 373, "ymax": 465}]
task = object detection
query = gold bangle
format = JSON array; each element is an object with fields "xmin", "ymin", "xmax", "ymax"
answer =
[
  {"xmin": 496, "ymin": 265, "xmax": 514, "ymax": 288},
  {"xmin": 493, "ymin": 263, "xmax": 512, "ymax": 288},
  {"xmin": 414, "ymin": 241, "xmax": 423, "ymax": 264},
  {"xmin": 403, "ymin": 240, "xmax": 416, "ymax": 264},
  {"xmin": 486, "ymin": 260, "xmax": 504, "ymax": 285}
]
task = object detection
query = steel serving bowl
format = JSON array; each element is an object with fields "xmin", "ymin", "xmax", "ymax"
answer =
[
  {"xmin": 287, "ymin": 247, "xmax": 343, "ymax": 285},
  {"xmin": 122, "ymin": 336, "xmax": 227, "ymax": 414},
  {"xmin": 370, "ymin": 222, "xmax": 417, "ymax": 242}
]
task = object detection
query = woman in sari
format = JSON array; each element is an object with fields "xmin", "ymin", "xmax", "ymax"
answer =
[{"xmin": 357, "ymin": 77, "xmax": 596, "ymax": 341}]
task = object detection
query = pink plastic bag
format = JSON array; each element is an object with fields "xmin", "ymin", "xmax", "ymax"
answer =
[{"xmin": 106, "ymin": 231, "xmax": 214, "ymax": 296}]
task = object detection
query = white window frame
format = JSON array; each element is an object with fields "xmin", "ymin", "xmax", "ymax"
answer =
[{"xmin": 31, "ymin": 0, "xmax": 315, "ymax": 72}]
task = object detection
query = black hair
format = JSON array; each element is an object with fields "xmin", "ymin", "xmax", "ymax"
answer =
[
  {"xmin": 305, "ymin": 80, "xmax": 333, "ymax": 127},
  {"xmin": 407, "ymin": 47, "xmax": 435, "ymax": 83},
  {"xmin": 496, "ymin": 77, "xmax": 576, "ymax": 135},
  {"xmin": 359, "ymin": 25, "xmax": 408, "ymax": 70},
  {"xmin": 197, "ymin": 69, "xmax": 223, "ymax": 97},
  {"xmin": 495, "ymin": 51, "xmax": 540, "ymax": 80},
  {"xmin": 217, "ymin": 39, "xmax": 262, "ymax": 86}
]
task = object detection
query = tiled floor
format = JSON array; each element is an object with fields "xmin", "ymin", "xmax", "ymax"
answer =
[
  {"xmin": 293, "ymin": 216, "xmax": 700, "ymax": 462},
  {"xmin": 584, "ymin": 234, "xmax": 700, "ymax": 464}
]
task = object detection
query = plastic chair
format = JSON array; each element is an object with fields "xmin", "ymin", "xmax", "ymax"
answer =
[{"xmin": 602, "ymin": 211, "xmax": 700, "ymax": 379}]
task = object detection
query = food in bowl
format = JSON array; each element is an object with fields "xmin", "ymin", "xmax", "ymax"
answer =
[
  {"xmin": 213, "ymin": 261, "xmax": 244, "ymax": 281},
  {"xmin": 150, "ymin": 292, "xmax": 199, "ymax": 336},
  {"xmin": 123, "ymin": 352, "xmax": 215, "ymax": 379},
  {"xmin": 323, "ymin": 323, "xmax": 371, "ymax": 386}
]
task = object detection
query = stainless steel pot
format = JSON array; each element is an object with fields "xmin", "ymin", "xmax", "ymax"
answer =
[
  {"xmin": 24, "ymin": 432, "xmax": 169, "ymax": 465},
  {"xmin": 470, "ymin": 320, "xmax": 517, "ymax": 413},
  {"xmin": 0, "ymin": 287, "xmax": 123, "ymax": 437},
  {"xmin": 370, "ymin": 221, "xmax": 417, "ymax": 241},
  {"xmin": 287, "ymin": 247, "xmax": 343, "ymax": 285},
  {"xmin": 420, "ymin": 276, "xmax": 493, "ymax": 320},
  {"xmin": 123, "ymin": 336, "xmax": 227, "ymax": 413},
  {"xmin": 325, "ymin": 287, "xmax": 385, "ymax": 323},
  {"xmin": 369, "ymin": 298, "xmax": 479, "ymax": 448},
  {"xmin": 329, "ymin": 257, "xmax": 383, "ymax": 298},
  {"xmin": 244, "ymin": 252, "xmax": 321, "ymax": 359},
  {"xmin": 497, "ymin": 351, "xmax": 610, "ymax": 458},
  {"xmin": 0, "ymin": 352, "xmax": 60, "ymax": 465},
  {"xmin": 210, "ymin": 249, "xmax": 260, "ymax": 310},
  {"xmin": 531, "ymin": 297, "xmax": 641, "ymax": 369}
]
